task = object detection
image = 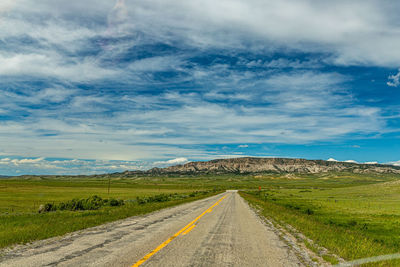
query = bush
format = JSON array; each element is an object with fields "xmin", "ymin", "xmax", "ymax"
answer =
[
  {"xmin": 39, "ymin": 190, "xmax": 213, "ymax": 213},
  {"xmin": 44, "ymin": 203, "xmax": 55, "ymax": 212},
  {"xmin": 41, "ymin": 195, "xmax": 124, "ymax": 213},
  {"xmin": 38, "ymin": 203, "xmax": 55, "ymax": 213},
  {"xmin": 109, "ymin": 198, "xmax": 124, "ymax": 206},
  {"xmin": 83, "ymin": 195, "xmax": 104, "ymax": 210}
]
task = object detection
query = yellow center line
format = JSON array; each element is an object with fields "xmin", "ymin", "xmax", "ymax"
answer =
[
  {"xmin": 182, "ymin": 224, "xmax": 196, "ymax": 235},
  {"xmin": 131, "ymin": 194, "xmax": 227, "ymax": 267}
]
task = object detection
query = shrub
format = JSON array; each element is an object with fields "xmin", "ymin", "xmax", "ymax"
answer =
[
  {"xmin": 109, "ymin": 198, "xmax": 124, "ymax": 206},
  {"xmin": 41, "ymin": 195, "xmax": 124, "ymax": 213},
  {"xmin": 39, "ymin": 190, "xmax": 212, "ymax": 213},
  {"xmin": 305, "ymin": 208, "xmax": 314, "ymax": 215},
  {"xmin": 82, "ymin": 195, "xmax": 103, "ymax": 210}
]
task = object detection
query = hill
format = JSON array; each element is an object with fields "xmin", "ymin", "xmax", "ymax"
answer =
[{"xmin": 122, "ymin": 157, "xmax": 400, "ymax": 176}]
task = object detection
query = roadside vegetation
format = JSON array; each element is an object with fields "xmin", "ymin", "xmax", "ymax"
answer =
[
  {"xmin": 38, "ymin": 195, "xmax": 124, "ymax": 213},
  {"xmin": 0, "ymin": 178, "xmax": 220, "ymax": 249},
  {"xmin": 240, "ymin": 180, "xmax": 400, "ymax": 266}
]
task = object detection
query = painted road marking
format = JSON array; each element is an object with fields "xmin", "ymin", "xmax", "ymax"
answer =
[
  {"xmin": 182, "ymin": 224, "xmax": 196, "ymax": 235},
  {"xmin": 131, "ymin": 195, "xmax": 227, "ymax": 267}
]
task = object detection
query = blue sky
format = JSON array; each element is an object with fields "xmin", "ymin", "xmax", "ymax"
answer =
[{"xmin": 1, "ymin": 0, "xmax": 400, "ymax": 175}]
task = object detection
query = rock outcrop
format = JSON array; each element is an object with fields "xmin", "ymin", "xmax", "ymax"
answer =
[{"xmin": 123, "ymin": 157, "xmax": 400, "ymax": 175}]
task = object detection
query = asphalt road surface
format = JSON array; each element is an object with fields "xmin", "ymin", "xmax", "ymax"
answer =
[{"xmin": 0, "ymin": 191, "xmax": 303, "ymax": 267}]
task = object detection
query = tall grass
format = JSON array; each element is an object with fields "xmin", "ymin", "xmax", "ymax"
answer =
[{"xmin": 240, "ymin": 189, "xmax": 400, "ymax": 266}]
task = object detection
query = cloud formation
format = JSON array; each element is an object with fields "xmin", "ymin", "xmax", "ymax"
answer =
[
  {"xmin": 0, "ymin": 0, "xmax": 399, "ymax": 174},
  {"xmin": 155, "ymin": 158, "xmax": 189, "ymax": 165},
  {"xmin": 389, "ymin": 161, "xmax": 400, "ymax": 167},
  {"xmin": 344, "ymin": 160, "xmax": 358, "ymax": 164},
  {"xmin": 0, "ymin": 157, "xmax": 189, "ymax": 176},
  {"xmin": 387, "ymin": 69, "xmax": 400, "ymax": 87}
]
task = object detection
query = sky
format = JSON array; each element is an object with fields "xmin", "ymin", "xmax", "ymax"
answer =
[{"xmin": 1, "ymin": 0, "xmax": 400, "ymax": 175}]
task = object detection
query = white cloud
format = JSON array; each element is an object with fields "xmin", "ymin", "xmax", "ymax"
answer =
[
  {"xmin": 0, "ymin": 53, "xmax": 117, "ymax": 82},
  {"xmin": 246, "ymin": 58, "xmax": 322, "ymax": 69},
  {"xmin": 0, "ymin": 157, "xmax": 150, "ymax": 175},
  {"xmin": 204, "ymin": 91, "xmax": 252, "ymax": 101},
  {"xmin": 327, "ymin": 158, "xmax": 338, "ymax": 162},
  {"xmin": 387, "ymin": 69, "xmax": 400, "ymax": 87},
  {"xmin": 16, "ymin": 157, "xmax": 45, "ymax": 164},
  {"xmin": 1, "ymin": 0, "xmax": 400, "ymax": 69},
  {"xmin": 112, "ymin": 0, "xmax": 400, "ymax": 67},
  {"xmin": 388, "ymin": 161, "xmax": 400, "ymax": 166},
  {"xmin": 35, "ymin": 87, "xmax": 75, "ymax": 103},
  {"xmin": 364, "ymin": 161, "xmax": 378, "ymax": 164},
  {"xmin": 265, "ymin": 71, "xmax": 346, "ymax": 91},
  {"xmin": 128, "ymin": 56, "xmax": 183, "ymax": 72},
  {"xmin": 155, "ymin": 157, "xmax": 189, "ymax": 165},
  {"xmin": 344, "ymin": 160, "xmax": 358, "ymax": 163},
  {"xmin": 0, "ymin": 70, "xmax": 385, "ymax": 162}
]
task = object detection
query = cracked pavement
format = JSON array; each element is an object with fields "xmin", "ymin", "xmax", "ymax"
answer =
[{"xmin": 0, "ymin": 191, "xmax": 303, "ymax": 267}]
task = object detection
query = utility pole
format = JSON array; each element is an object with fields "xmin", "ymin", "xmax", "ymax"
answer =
[{"xmin": 108, "ymin": 176, "xmax": 111, "ymax": 196}]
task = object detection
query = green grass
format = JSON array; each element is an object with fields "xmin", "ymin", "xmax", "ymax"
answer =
[
  {"xmin": 240, "ymin": 180, "xmax": 400, "ymax": 266},
  {"xmin": 0, "ymin": 178, "xmax": 222, "ymax": 248},
  {"xmin": 1, "ymin": 173, "xmax": 397, "ymax": 214},
  {"xmin": 0, "ymin": 179, "xmax": 213, "ymax": 213}
]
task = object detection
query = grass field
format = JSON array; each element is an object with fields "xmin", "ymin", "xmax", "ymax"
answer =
[
  {"xmin": 3, "ymin": 173, "xmax": 384, "ymax": 214},
  {"xmin": 0, "ymin": 179, "xmax": 211, "ymax": 214},
  {"xmin": 240, "ymin": 178, "xmax": 400, "ymax": 266}
]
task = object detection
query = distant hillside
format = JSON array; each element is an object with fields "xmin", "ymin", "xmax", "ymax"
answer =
[{"xmin": 122, "ymin": 157, "xmax": 400, "ymax": 176}]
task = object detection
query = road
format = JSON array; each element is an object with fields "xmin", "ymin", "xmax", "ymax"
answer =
[{"xmin": 0, "ymin": 191, "xmax": 304, "ymax": 267}]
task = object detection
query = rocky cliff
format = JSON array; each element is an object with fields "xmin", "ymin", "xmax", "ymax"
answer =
[{"xmin": 123, "ymin": 157, "xmax": 400, "ymax": 175}]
